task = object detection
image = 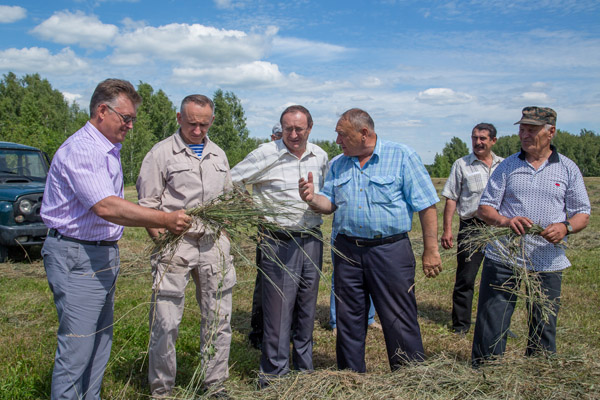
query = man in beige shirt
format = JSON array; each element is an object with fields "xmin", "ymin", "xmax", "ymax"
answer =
[{"xmin": 137, "ymin": 95, "xmax": 235, "ymax": 398}]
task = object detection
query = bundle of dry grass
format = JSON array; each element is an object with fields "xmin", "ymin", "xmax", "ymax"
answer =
[
  {"xmin": 228, "ymin": 352, "xmax": 599, "ymax": 400},
  {"xmin": 458, "ymin": 222, "xmax": 564, "ymax": 323}
]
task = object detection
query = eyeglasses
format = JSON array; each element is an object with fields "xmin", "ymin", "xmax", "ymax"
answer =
[
  {"xmin": 105, "ymin": 104, "xmax": 137, "ymax": 125},
  {"xmin": 283, "ymin": 126, "xmax": 308, "ymax": 134}
]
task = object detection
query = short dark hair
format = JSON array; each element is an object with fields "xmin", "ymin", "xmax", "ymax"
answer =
[
  {"xmin": 280, "ymin": 105, "xmax": 313, "ymax": 128},
  {"xmin": 472, "ymin": 122, "xmax": 497, "ymax": 139},
  {"xmin": 89, "ymin": 79, "xmax": 141, "ymax": 117},
  {"xmin": 180, "ymin": 94, "xmax": 214, "ymax": 114},
  {"xmin": 339, "ymin": 108, "xmax": 375, "ymax": 132}
]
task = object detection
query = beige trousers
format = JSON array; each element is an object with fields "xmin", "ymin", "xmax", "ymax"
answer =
[{"xmin": 148, "ymin": 234, "xmax": 236, "ymax": 395}]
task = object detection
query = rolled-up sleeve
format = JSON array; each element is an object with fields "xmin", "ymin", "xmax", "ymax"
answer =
[{"xmin": 136, "ymin": 149, "xmax": 165, "ymax": 210}]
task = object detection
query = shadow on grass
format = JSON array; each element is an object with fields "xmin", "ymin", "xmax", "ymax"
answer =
[{"xmin": 418, "ymin": 301, "xmax": 452, "ymax": 327}]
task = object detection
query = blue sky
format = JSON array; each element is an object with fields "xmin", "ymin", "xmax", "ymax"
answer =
[{"xmin": 1, "ymin": 0, "xmax": 599, "ymax": 163}]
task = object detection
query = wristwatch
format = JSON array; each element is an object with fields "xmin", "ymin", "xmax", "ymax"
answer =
[{"xmin": 561, "ymin": 220, "xmax": 573, "ymax": 235}]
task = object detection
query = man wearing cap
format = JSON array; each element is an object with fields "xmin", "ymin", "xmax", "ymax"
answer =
[
  {"xmin": 471, "ymin": 106, "xmax": 590, "ymax": 366},
  {"xmin": 441, "ymin": 123, "xmax": 503, "ymax": 334}
]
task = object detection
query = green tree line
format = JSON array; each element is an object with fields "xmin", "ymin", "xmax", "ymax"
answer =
[
  {"xmin": 426, "ymin": 130, "xmax": 600, "ymax": 177},
  {"xmin": 0, "ymin": 72, "xmax": 342, "ymax": 185}
]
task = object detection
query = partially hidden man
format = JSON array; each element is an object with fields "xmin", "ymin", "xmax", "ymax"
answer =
[
  {"xmin": 137, "ymin": 95, "xmax": 235, "ymax": 398},
  {"xmin": 299, "ymin": 108, "xmax": 442, "ymax": 373}
]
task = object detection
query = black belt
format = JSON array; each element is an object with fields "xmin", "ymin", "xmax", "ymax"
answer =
[
  {"xmin": 340, "ymin": 232, "xmax": 408, "ymax": 247},
  {"xmin": 48, "ymin": 229, "xmax": 118, "ymax": 247},
  {"xmin": 265, "ymin": 228, "xmax": 321, "ymax": 241}
]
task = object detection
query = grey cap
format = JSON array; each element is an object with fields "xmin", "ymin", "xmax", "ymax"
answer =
[{"xmin": 272, "ymin": 123, "xmax": 282, "ymax": 134}]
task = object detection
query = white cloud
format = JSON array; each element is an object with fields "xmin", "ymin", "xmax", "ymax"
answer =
[
  {"xmin": 0, "ymin": 47, "xmax": 89, "ymax": 75},
  {"xmin": 213, "ymin": 0, "xmax": 250, "ymax": 9},
  {"xmin": 272, "ymin": 37, "xmax": 349, "ymax": 61},
  {"xmin": 31, "ymin": 11, "xmax": 118, "ymax": 50},
  {"xmin": 360, "ymin": 77, "xmax": 382, "ymax": 88},
  {"xmin": 121, "ymin": 17, "xmax": 146, "ymax": 31},
  {"xmin": 62, "ymin": 91, "xmax": 82, "ymax": 104},
  {"xmin": 512, "ymin": 92, "xmax": 552, "ymax": 104},
  {"xmin": 416, "ymin": 88, "xmax": 474, "ymax": 105},
  {"xmin": 112, "ymin": 23, "xmax": 274, "ymax": 65},
  {"xmin": 173, "ymin": 61, "xmax": 284, "ymax": 87},
  {"xmin": 0, "ymin": 5, "xmax": 26, "ymax": 23}
]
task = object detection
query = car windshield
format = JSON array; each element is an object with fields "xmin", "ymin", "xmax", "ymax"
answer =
[{"xmin": 0, "ymin": 149, "xmax": 49, "ymax": 180}]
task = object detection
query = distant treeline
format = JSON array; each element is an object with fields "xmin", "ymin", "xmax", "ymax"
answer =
[{"xmin": 426, "ymin": 130, "xmax": 600, "ymax": 177}]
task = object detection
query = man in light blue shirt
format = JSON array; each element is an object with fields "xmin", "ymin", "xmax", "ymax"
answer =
[{"xmin": 299, "ymin": 108, "xmax": 442, "ymax": 372}]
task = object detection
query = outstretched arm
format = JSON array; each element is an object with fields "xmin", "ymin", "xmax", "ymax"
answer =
[{"xmin": 91, "ymin": 196, "xmax": 191, "ymax": 235}]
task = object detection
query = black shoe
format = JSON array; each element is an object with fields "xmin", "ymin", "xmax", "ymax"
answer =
[{"xmin": 248, "ymin": 332, "xmax": 262, "ymax": 350}]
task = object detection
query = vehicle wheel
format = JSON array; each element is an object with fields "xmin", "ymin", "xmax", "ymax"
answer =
[{"xmin": 0, "ymin": 245, "xmax": 7, "ymax": 263}]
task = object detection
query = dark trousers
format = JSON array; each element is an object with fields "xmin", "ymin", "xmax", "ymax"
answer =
[
  {"xmin": 472, "ymin": 258, "xmax": 562, "ymax": 366},
  {"xmin": 452, "ymin": 218, "xmax": 485, "ymax": 333},
  {"xmin": 334, "ymin": 234, "xmax": 425, "ymax": 373},
  {"xmin": 248, "ymin": 247, "xmax": 264, "ymax": 348},
  {"xmin": 259, "ymin": 234, "xmax": 322, "ymax": 385}
]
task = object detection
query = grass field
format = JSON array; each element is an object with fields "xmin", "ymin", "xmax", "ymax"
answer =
[{"xmin": 1, "ymin": 178, "xmax": 599, "ymax": 399}]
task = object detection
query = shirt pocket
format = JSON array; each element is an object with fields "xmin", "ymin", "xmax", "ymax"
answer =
[
  {"xmin": 166, "ymin": 162, "xmax": 194, "ymax": 183},
  {"xmin": 213, "ymin": 162, "xmax": 229, "ymax": 174},
  {"xmin": 369, "ymin": 175, "xmax": 396, "ymax": 204},
  {"xmin": 333, "ymin": 175, "xmax": 352, "ymax": 205},
  {"xmin": 465, "ymin": 171, "xmax": 485, "ymax": 193}
]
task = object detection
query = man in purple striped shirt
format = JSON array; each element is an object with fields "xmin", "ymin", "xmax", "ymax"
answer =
[{"xmin": 41, "ymin": 79, "xmax": 190, "ymax": 400}]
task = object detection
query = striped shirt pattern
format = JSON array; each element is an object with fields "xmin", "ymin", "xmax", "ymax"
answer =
[
  {"xmin": 41, "ymin": 121, "xmax": 125, "ymax": 241},
  {"xmin": 231, "ymin": 140, "xmax": 329, "ymax": 229},
  {"xmin": 320, "ymin": 138, "xmax": 439, "ymax": 238},
  {"xmin": 188, "ymin": 143, "xmax": 204, "ymax": 159},
  {"xmin": 480, "ymin": 147, "xmax": 591, "ymax": 271},
  {"xmin": 441, "ymin": 152, "xmax": 503, "ymax": 219}
]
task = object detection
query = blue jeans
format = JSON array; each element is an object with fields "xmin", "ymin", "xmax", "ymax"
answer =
[
  {"xmin": 472, "ymin": 258, "xmax": 562, "ymax": 367},
  {"xmin": 329, "ymin": 270, "xmax": 375, "ymax": 329}
]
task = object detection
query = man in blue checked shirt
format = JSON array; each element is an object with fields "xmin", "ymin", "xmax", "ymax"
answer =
[{"xmin": 299, "ymin": 108, "xmax": 442, "ymax": 372}]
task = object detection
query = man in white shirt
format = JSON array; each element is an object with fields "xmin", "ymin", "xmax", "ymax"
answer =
[
  {"xmin": 441, "ymin": 123, "xmax": 503, "ymax": 334},
  {"xmin": 231, "ymin": 106, "xmax": 328, "ymax": 387}
]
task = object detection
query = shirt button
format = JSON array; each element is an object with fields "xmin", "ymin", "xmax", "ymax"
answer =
[
  {"xmin": 360, "ymin": 188, "xmax": 363, "ymax": 192},
  {"xmin": 359, "ymin": 225, "xmax": 363, "ymax": 228},
  {"xmin": 358, "ymin": 206, "xmax": 362, "ymax": 209}
]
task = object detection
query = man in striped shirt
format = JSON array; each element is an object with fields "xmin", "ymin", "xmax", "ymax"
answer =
[
  {"xmin": 41, "ymin": 79, "xmax": 190, "ymax": 400},
  {"xmin": 299, "ymin": 108, "xmax": 442, "ymax": 372},
  {"xmin": 137, "ymin": 95, "xmax": 235, "ymax": 398}
]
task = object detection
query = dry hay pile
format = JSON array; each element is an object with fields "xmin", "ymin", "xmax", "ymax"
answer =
[{"xmin": 229, "ymin": 352, "xmax": 599, "ymax": 400}]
